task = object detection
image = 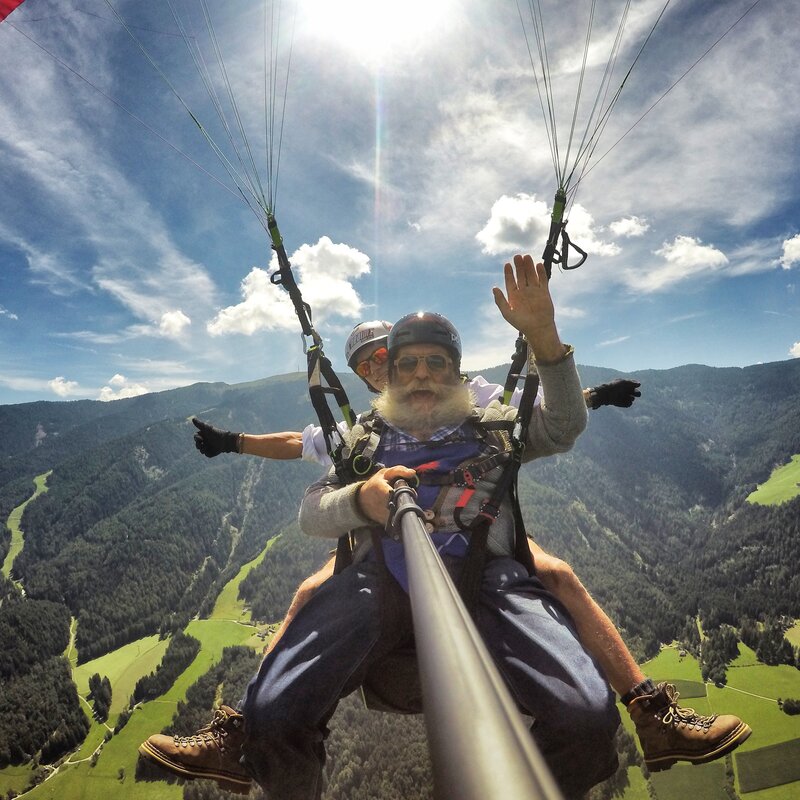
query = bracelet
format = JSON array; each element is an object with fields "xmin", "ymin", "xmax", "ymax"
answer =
[
  {"xmin": 237, "ymin": 433, "xmax": 245, "ymax": 454},
  {"xmin": 535, "ymin": 344, "xmax": 574, "ymax": 367}
]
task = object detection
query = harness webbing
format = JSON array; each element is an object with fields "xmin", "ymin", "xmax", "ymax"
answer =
[
  {"xmin": 337, "ymin": 374, "xmax": 540, "ymax": 610},
  {"xmin": 455, "ymin": 418, "xmax": 535, "ymax": 611},
  {"xmin": 267, "ymin": 213, "xmax": 356, "ymax": 465},
  {"xmin": 456, "ymin": 343, "xmax": 540, "ymax": 612}
]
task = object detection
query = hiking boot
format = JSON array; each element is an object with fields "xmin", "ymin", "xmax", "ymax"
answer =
[
  {"xmin": 138, "ymin": 705, "xmax": 252, "ymax": 794},
  {"xmin": 629, "ymin": 683, "xmax": 752, "ymax": 772}
]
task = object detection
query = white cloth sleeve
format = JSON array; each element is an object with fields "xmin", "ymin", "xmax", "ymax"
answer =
[{"xmin": 468, "ymin": 374, "xmax": 542, "ymax": 409}]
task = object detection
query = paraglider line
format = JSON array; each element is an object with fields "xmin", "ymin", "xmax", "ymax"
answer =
[{"xmin": 581, "ymin": 0, "xmax": 766, "ymax": 184}]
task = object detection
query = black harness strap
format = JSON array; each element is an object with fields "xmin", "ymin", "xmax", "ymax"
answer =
[
  {"xmin": 457, "ymin": 348, "xmax": 539, "ymax": 613},
  {"xmin": 266, "ymin": 213, "xmax": 359, "ymax": 571},
  {"xmin": 503, "ymin": 333, "xmax": 531, "ymax": 405},
  {"xmin": 268, "ymin": 212, "xmax": 356, "ymax": 460}
]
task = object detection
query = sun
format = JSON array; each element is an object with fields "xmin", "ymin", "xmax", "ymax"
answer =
[{"xmin": 301, "ymin": 0, "xmax": 455, "ymax": 66}]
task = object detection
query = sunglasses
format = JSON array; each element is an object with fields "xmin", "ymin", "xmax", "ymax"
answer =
[
  {"xmin": 355, "ymin": 346, "xmax": 389, "ymax": 378},
  {"xmin": 394, "ymin": 354, "xmax": 452, "ymax": 376}
]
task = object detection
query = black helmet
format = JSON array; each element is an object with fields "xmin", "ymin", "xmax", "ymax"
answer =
[{"xmin": 388, "ymin": 312, "xmax": 462, "ymax": 370}]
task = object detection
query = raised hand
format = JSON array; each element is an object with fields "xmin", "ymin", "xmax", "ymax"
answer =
[{"xmin": 493, "ymin": 254, "xmax": 565, "ymax": 363}]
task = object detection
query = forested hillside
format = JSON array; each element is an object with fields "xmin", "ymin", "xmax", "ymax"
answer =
[{"xmin": 1, "ymin": 357, "xmax": 799, "ymax": 787}]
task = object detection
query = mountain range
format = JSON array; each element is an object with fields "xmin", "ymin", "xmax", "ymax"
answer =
[{"xmin": 1, "ymin": 356, "xmax": 799, "ymax": 784}]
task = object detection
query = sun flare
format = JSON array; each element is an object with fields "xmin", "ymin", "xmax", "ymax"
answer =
[{"xmin": 302, "ymin": 0, "xmax": 455, "ymax": 65}]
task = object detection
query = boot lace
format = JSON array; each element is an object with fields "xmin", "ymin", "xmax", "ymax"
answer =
[
  {"xmin": 173, "ymin": 707, "xmax": 240, "ymax": 751},
  {"xmin": 659, "ymin": 685, "xmax": 717, "ymax": 731}
]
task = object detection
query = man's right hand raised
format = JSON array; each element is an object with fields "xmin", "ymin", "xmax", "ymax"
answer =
[
  {"xmin": 192, "ymin": 417, "xmax": 241, "ymax": 458},
  {"xmin": 356, "ymin": 465, "xmax": 417, "ymax": 525},
  {"xmin": 492, "ymin": 254, "xmax": 567, "ymax": 364}
]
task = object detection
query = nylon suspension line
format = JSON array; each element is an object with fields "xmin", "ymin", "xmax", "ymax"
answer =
[
  {"xmin": 578, "ymin": 0, "xmax": 766, "ymax": 186},
  {"xmin": 518, "ymin": 0, "xmax": 672, "ymax": 277}
]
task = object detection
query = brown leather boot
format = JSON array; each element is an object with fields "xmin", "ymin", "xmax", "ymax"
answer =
[
  {"xmin": 628, "ymin": 683, "xmax": 751, "ymax": 772},
  {"xmin": 138, "ymin": 705, "xmax": 252, "ymax": 794}
]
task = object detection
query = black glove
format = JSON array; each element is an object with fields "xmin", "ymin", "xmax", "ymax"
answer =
[
  {"xmin": 588, "ymin": 379, "xmax": 641, "ymax": 409},
  {"xmin": 192, "ymin": 417, "xmax": 241, "ymax": 458}
]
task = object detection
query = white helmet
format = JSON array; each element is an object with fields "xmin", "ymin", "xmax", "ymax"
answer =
[{"xmin": 344, "ymin": 320, "xmax": 393, "ymax": 369}]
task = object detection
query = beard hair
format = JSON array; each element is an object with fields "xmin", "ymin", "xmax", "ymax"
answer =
[{"xmin": 373, "ymin": 380, "xmax": 474, "ymax": 439}]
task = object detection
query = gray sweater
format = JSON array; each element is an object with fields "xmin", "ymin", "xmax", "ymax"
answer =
[{"xmin": 298, "ymin": 351, "xmax": 588, "ymax": 562}]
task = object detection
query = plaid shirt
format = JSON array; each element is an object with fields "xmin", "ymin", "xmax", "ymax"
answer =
[
  {"xmin": 379, "ymin": 419, "xmax": 466, "ymax": 449},
  {"xmin": 374, "ymin": 418, "xmax": 478, "ymax": 591}
]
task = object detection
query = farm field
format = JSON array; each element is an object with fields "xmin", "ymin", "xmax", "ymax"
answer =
[
  {"xmin": 618, "ymin": 645, "xmax": 800, "ymax": 799},
  {"xmin": 4, "ymin": 540, "xmax": 799, "ymax": 799},
  {"xmin": 208, "ymin": 536, "xmax": 276, "ymax": 623},
  {"xmin": 746, "ymin": 454, "xmax": 800, "ymax": 506},
  {"xmin": 0, "ymin": 540, "xmax": 269, "ymax": 800},
  {"xmin": 22, "ymin": 617, "xmax": 260, "ymax": 800}
]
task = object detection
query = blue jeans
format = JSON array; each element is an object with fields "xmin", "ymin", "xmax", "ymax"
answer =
[{"xmin": 241, "ymin": 558, "xmax": 620, "ymax": 799}]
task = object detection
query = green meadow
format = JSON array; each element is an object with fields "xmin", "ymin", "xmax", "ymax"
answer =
[
  {"xmin": 650, "ymin": 762, "xmax": 729, "ymax": 800},
  {"xmin": 737, "ymin": 740, "xmax": 800, "ymax": 794},
  {"xmin": 785, "ymin": 621, "xmax": 800, "ymax": 649},
  {"xmin": 11, "ymin": 543, "xmax": 268, "ymax": 800},
  {"xmin": 209, "ymin": 535, "xmax": 277, "ymax": 623},
  {"xmin": 2, "ymin": 470, "xmax": 51, "ymax": 578},
  {"xmin": 73, "ymin": 635, "xmax": 170, "ymax": 718},
  {"xmin": 747, "ymin": 454, "xmax": 800, "ymax": 506},
  {"xmin": 617, "ymin": 645, "xmax": 800, "ymax": 799},
  {"xmin": 5, "ymin": 526, "xmax": 800, "ymax": 799}
]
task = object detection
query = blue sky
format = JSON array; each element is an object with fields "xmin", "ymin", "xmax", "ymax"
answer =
[{"xmin": 0, "ymin": 0, "xmax": 798, "ymax": 405}]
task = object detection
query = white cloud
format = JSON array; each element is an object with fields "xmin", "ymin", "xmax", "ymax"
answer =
[
  {"xmin": 656, "ymin": 236, "xmax": 729, "ymax": 269},
  {"xmin": 609, "ymin": 216, "xmax": 649, "ymax": 238},
  {"xmin": 158, "ymin": 309, "xmax": 191, "ymax": 338},
  {"xmin": 0, "ymin": 374, "xmax": 57, "ymax": 393},
  {"xmin": 780, "ymin": 234, "xmax": 800, "ymax": 269},
  {"xmin": 623, "ymin": 235, "xmax": 728, "ymax": 293},
  {"xmin": 598, "ymin": 335, "xmax": 631, "ymax": 348},
  {"xmin": 0, "ymin": 305, "xmax": 18, "ymax": 321},
  {"xmin": 561, "ymin": 205, "xmax": 620, "ymax": 258},
  {"xmin": 206, "ymin": 267, "xmax": 296, "ymax": 336},
  {"xmin": 0, "ymin": 42, "xmax": 217, "ymax": 329},
  {"xmin": 92, "ymin": 252, "xmax": 215, "ymax": 325},
  {"xmin": 475, "ymin": 194, "xmax": 550, "ymax": 256},
  {"xmin": 475, "ymin": 193, "xmax": 619, "ymax": 260},
  {"xmin": 0, "ymin": 223, "xmax": 90, "ymax": 297},
  {"xmin": 48, "ymin": 376, "xmax": 81, "ymax": 397},
  {"xmin": 790, "ymin": 342, "xmax": 800, "ymax": 359},
  {"xmin": 98, "ymin": 374, "xmax": 150, "ymax": 401},
  {"xmin": 208, "ymin": 236, "xmax": 370, "ymax": 336},
  {"xmin": 292, "ymin": 236, "xmax": 371, "ymax": 315},
  {"xmin": 556, "ymin": 306, "xmax": 587, "ymax": 320}
]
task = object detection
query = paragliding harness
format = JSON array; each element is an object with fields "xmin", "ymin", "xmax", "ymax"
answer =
[
  {"xmin": 331, "ymin": 339, "xmax": 542, "ymax": 613},
  {"xmin": 346, "ymin": 346, "xmax": 541, "ymax": 714},
  {"xmin": 269, "ymin": 209, "xmax": 542, "ymax": 610},
  {"xmin": 269, "ymin": 215, "xmax": 549, "ymax": 708},
  {"xmin": 268, "ymin": 214, "xmax": 356, "ymax": 455}
]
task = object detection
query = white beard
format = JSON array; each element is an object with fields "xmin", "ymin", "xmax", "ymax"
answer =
[{"xmin": 373, "ymin": 380, "xmax": 474, "ymax": 439}]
